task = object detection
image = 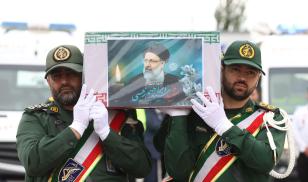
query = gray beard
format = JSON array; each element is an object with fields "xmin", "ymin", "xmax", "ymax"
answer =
[{"xmin": 143, "ymin": 67, "xmax": 164, "ymax": 84}]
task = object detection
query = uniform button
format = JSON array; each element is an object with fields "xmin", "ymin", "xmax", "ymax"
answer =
[{"xmin": 69, "ymin": 141, "xmax": 75, "ymax": 146}]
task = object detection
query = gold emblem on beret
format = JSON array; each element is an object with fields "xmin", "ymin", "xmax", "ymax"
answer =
[
  {"xmin": 239, "ymin": 43, "xmax": 254, "ymax": 59},
  {"xmin": 53, "ymin": 46, "xmax": 71, "ymax": 61}
]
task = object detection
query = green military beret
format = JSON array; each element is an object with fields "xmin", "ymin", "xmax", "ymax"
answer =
[
  {"xmin": 222, "ymin": 40, "xmax": 265, "ymax": 75},
  {"xmin": 45, "ymin": 45, "xmax": 83, "ymax": 78}
]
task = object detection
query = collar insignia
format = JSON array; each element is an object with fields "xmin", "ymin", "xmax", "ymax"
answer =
[
  {"xmin": 49, "ymin": 97, "xmax": 55, "ymax": 102},
  {"xmin": 50, "ymin": 106, "xmax": 59, "ymax": 113},
  {"xmin": 239, "ymin": 43, "xmax": 255, "ymax": 59},
  {"xmin": 245, "ymin": 107, "xmax": 253, "ymax": 113},
  {"xmin": 53, "ymin": 46, "xmax": 71, "ymax": 62},
  {"xmin": 230, "ymin": 114, "xmax": 242, "ymax": 121}
]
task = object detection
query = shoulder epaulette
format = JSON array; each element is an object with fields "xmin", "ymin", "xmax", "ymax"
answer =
[
  {"xmin": 256, "ymin": 102, "xmax": 278, "ymax": 112},
  {"xmin": 25, "ymin": 102, "xmax": 52, "ymax": 113},
  {"xmin": 24, "ymin": 98, "xmax": 58, "ymax": 113}
]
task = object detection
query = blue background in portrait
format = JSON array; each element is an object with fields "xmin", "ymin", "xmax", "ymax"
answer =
[{"xmin": 107, "ymin": 39, "xmax": 203, "ymax": 85}]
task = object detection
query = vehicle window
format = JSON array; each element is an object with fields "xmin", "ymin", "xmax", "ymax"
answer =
[
  {"xmin": 269, "ymin": 68, "xmax": 308, "ymax": 114},
  {"xmin": 17, "ymin": 71, "xmax": 47, "ymax": 88},
  {"xmin": 0, "ymin": 65, "xmax": 50, "ymax": 111}
]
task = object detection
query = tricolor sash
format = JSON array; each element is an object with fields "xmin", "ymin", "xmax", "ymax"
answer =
[
  {"xmin": 49, "ymin": 111, "xmax": 126, "ymax": 182},
  {"xmin": 189, "ymin": 109, "xmax": 266, "ymax": 182}
]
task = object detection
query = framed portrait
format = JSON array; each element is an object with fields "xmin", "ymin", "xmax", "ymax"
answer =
[{"xmin": 84, "ymin": 32, "xmax": 221, "ymax": 108}]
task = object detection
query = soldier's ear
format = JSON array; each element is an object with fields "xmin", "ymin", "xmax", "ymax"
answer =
[
  {"xmin": 221, "ymin": 65, "xmax": 225, "ymax": 72},
  {"xmin": 46, "ymin": 75, "xmax": 52, "ymax": 87},
  {"xmin": 256, "ymin": 75, "xmax": 261, "ymax": 87}
]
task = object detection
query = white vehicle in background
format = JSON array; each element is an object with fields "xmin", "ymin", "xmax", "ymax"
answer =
[
  {"xmin": 259, "ymin": 34, "xmax": 308, "ymax": 182},
  {"xmin": 0, "ymin": 21, "xmax": 81, "ymax": 180},
  {"xmin": 260, "ymin": 34, "xmax": 308, "ymax": 115}
]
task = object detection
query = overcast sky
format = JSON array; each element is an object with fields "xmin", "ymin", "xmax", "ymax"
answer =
[
  {"xmin": 0, "ymin": 0, "xmax": 218, "ymax": 32},
  {"xmin": 1, "ymin": 0, "xmax": 307, "ymax": 33},
  {"xmin": 1, "ymin": 0, "xmax": 307, "ymax": 49}
]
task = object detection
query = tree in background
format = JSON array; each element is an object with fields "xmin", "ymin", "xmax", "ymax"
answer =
[{"xmin": 215, "ymin": 0, "xmax": 247, "ymax": 32}]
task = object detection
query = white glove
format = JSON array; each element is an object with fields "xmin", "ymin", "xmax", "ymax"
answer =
[
  {"xmin": 159, "ymin": 108, "xmax": 191, "ymax": 116},
  {"xmin": 90, "ymin": 100, "xmax": 110, "ymax": 141},
  {"xmin": 190, "ymin": 86, "xmax": 233, "ymax": 136},
  {"xmin": 70, "ymin": 84, "xmax": 96, "ymax": 136}
]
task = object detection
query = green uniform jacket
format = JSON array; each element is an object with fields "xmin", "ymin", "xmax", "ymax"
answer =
[
  {"xmin": 154, "ymin": 100, "xmax": 286, "ymax": 182},
  {"xmin": 16, "ymin": 100, "xmax": 151, "ymax": 182}
]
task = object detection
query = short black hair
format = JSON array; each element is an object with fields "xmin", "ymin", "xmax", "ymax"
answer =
[{"xmin": 144, "ymin": 43, "xmax": 170, "ymax": 61}]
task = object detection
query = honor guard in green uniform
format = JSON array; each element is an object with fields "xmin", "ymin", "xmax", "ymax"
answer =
[
  {"xmin": 154, "ymin": 41, "xmax": 288, "ymax": 182},
  {"xmin": 16, "ymin": 45, "xmax": 151, "ymax": 182}
]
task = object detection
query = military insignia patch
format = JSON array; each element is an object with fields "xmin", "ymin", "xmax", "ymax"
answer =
[
  {"xmin": 58, "ymin": 158, "xmax": 84, "ymax": 182},
  {"xmin": 54, "ymin": 46, "xmax": 71, "ymax": 61},
  {"xmin": 215, "ymin": 138, "xmax": 232, "ymax": 156},
  {"xmin": 239, "ymin": 43, "xmax": 255, "ymax": 59}
]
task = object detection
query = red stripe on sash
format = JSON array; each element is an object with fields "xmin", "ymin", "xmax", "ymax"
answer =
[
  {"xmin": 75, "ymin": 110, "xmax": 126, "ymax": 181},
  {"xmin": 110, "ymin": 111, "xmax": 126, "ymax": 132},
  {"xmin": 75, "ymin": 142, "xmax": 102, "ymax": 181},
  {"xmin": 203, "ymin": 112, "xmax": 265, "ymax": 182},
  {"xmin": 246, "ymin": 112, "xmax": 265, "ymax": 133},
  {"xmin": 204, "ymin": 155, "xmax": 233, "ymax": 181}
]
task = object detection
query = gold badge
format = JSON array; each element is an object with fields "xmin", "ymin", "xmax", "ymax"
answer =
[
  {"xmin": 48, "ymin": 97, "xmax": 54, "ymax": 102},
  {"xmin": 267, "ymin": 105, "xmax": 276, "ymax": 110},
  {"xmin": 239, "ymin": 43, "xmax": 255, "ymax": 59},
  {"xmin": 53, "ymin": 46, "xmax": 71, "ymax": 61},
  {"xmin": 50, "ymin": 106, "xmax": 59, "ymax": 113},
  {"xmin": 246, "ymin": 107, "xmax": 253, "ymax": 113},
  {"xmin": 230, "ymin": 114, "xmax": 242, "ymax": 121},
  {"xmin": 259, "ymin": 102, "xmax": 268, "ymax": 107}
]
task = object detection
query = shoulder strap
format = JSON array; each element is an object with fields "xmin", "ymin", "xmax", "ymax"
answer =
[{"xmin": 256, "ymin": 102, "xmax": 279, "ymax": 113}]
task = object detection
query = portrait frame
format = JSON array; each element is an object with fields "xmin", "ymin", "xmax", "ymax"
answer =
[{"xmin": 84, "ymin": 32, "xmax": 221, "ymax": 108}]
